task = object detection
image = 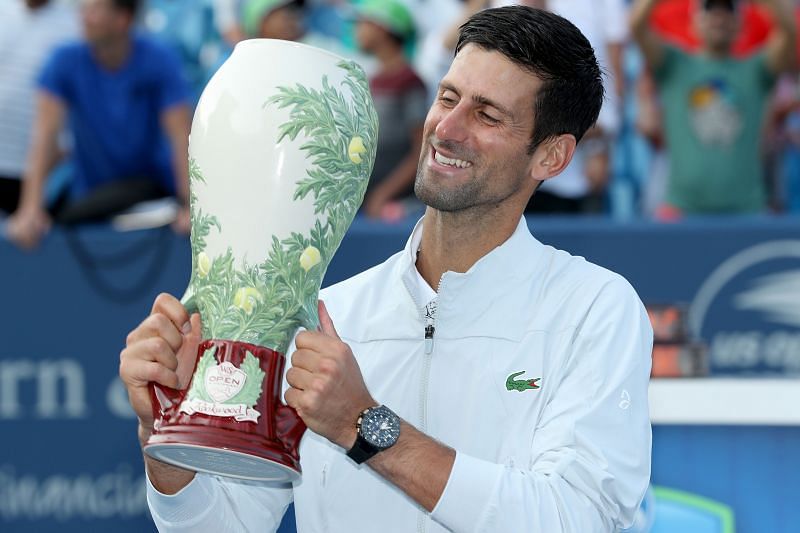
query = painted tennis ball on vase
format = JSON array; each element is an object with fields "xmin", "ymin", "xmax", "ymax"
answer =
[
  {"xmin": 348, "ymin": 136, "xmax": 366, "ymax": 164},
  {"xmin": 234, "ymin": 287, "xmax": 262, "ymax": 315},
  {"xmin": 197, "ymin": 252, "xmax": 211, "ymax": 278},
  {"xmin": 299, "ymin": 246, "xmax": 321, "ymax": 272}
]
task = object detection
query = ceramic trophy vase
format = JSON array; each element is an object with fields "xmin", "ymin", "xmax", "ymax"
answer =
[{"xmin": 143, "ymin": 39, "xmax": 378, "ymax": 482}]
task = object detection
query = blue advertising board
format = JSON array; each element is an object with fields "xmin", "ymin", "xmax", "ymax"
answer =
[{"xmin": 1, "ymin": 216, "xmax": 799, "ymax": 532}]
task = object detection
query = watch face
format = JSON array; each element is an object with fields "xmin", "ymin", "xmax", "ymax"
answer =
[{"xmin": 360, "ymin": 406, "xmax": 400, "ymax": 449}]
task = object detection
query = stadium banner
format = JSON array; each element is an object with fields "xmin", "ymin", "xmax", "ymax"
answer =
[{"xmin": 1, "ymin": 216, "xmax": 799, "ymax": 532}]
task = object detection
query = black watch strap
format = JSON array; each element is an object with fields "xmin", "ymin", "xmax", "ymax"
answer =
[{"xmin": 346, "ymin": 434, "xmax": 380, "ymax": 464}]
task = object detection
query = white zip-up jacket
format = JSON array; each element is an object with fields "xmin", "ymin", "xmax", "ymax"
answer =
[{"xmin": 148, "ymin": 217, "xmax": 653, "ymax": 532}]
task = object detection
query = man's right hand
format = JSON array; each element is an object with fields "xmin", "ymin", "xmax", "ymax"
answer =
[
  {"xmin": 6, "ymin": 205, "xmax": 51, "ymax": 250},
  {"xmin": 120, "ymin": 293, "xmax": 201, "ymax": 493},
  {"xmin": 120, "ymin": 293, "xmax": 201, "ymax": 439}
]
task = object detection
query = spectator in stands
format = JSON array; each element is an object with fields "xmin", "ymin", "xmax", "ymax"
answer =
[
  {"xmin": 769, "ymin": 73, "xmax": 800, "ymax": 212},
  {"xmin": 236, "ymin": 0, "xmax": 368, "ymax": 68},
  {"xmin": 0, "ymin": 0, "xmax": 79, "ymax": 216},
  {"xmin": 635, "ymin": 69, "xmax": 671, "ymax": 217},
  {"xmin": 212, "ymin": 0, "xmax": 246, "ymax": 47},
  {"xmin": 631, "ymin": 0, "xmax": 796, "ymax": 215},
  {"xmin": 355, "ymin": 0, "xmax": 427, "ymax": 220},
  {"xmin": 528, "ymin": 0, "xmax": 627, "ymax": 214},
  {"xmin": 6, "ymin": 0, "xmax": 191, "ymax": 249},
  {"xmin": 414, "ymin": 0, "xmax": 487, "ymax": 104},
  {"xmin": 242, "ymin": 0, "xmax": 305, "ymax": 42},
  {"xmin": 414, "ymin": 1, "xmax": 548, "ymax": 102},
  {"xmin": 142, "ymin": 0, "xmax": 223, "ymax": 104}
]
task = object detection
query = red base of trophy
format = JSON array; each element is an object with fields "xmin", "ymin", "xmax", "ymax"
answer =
[{"xmin": 144, "ymin": 339, "xmax": 306, "ymax": 482}]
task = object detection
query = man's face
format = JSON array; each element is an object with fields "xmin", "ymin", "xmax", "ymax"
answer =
[
  {"xmin": 414, "ymin": 45, "xmax": 541, "ymax": 213},
  {"xmin": 80, "ymin": 0, "xmax": 130, "ymax": 43},
  {"xmin": 695, "ymin": 1, "xmax": 740, "ymax": 51}
]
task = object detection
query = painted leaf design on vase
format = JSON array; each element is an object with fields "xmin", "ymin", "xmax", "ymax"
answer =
[
  {"xmin": 185, "ymin": 346, "xmax": 217, "ymax": 403},
  {"xmin": 227, "ymin": 351, "xmax": 266, "ymax": 407},
  {"xmin": 184, "ymin": 60, "xmax": 377, "ymax": 354}
]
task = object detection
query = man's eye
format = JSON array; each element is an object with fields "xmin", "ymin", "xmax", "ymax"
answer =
[
  {"xmin": 480, "ymin": 112, "xmax": 500, "ymax": 124},
  {"xmin": 439, "ymin": 95, "xmax": 457, "ymax": 106}
]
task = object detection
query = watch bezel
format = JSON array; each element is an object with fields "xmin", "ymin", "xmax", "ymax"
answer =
[{"xmin": 358, "ymin": 405, "xmax": 400, "ymax": 450}]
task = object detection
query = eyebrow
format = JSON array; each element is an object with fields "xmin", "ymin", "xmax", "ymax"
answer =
[{"xmin": 439, "ymin": 81, "xmax": 516, "ymax": 121}]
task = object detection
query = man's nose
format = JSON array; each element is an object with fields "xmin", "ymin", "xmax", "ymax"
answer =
[{"xmin": 434, "ymin": 104, "xmax": 469, "ymax": 143}]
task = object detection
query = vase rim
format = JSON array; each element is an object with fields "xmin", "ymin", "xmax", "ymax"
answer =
[{"xmin": 233, "ymin": 38, "xmax": 353, "ymax": 65}]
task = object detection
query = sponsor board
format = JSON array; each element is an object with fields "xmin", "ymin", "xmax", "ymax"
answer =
[
  {"xmin": 0, "ymin": 359, "xmax": 134, "ymax": 421},
  {"xmin": 0, "ymin": 465, "xmax": 147, "ymax": 521},
  {"xmin": 689, "ymin": 241, "xmax": 800, "ymax": 375}
]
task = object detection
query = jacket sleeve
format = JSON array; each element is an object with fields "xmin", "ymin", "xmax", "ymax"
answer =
[
  {"xmin": 146, "ymin": 472, "xmax": 293, "ymax": 532},
  {"xmin": 431, "ymin": 277, "xmax": 653, "ymax": 532}
]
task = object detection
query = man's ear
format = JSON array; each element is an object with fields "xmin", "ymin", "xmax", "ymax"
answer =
[{"xmin": 530, "ymin": 134, "xmax": 577, "ymax": 182}]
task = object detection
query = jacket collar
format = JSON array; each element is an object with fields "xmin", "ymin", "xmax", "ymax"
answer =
[{"xmin": 398, "ymin": 216, "xmax": 552, "ymax": 342}]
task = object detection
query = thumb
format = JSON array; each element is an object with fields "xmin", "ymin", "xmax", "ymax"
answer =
[
  {"xmin": 176, "ymin": 313, "xmax": 203, "ymax": 389},
  {"xmin": 317, "ymin": 300, "xmax": 340, "ymax": 340}
]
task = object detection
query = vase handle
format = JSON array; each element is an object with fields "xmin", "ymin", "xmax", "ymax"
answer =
[{"xmin": 275, "ymin": 402, "xmax": 306, "ymax": 457}]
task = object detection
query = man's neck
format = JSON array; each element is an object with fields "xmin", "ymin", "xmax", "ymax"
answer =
[
  {"xmin": 415, "ymin": 205, "xmax": 523, "ymax": 291},
  {"xmin": 92, "ymin": 35, "xmax": 132, "ymax": 70}
]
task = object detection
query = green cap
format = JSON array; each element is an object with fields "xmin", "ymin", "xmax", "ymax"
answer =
[
  {"xmin": 355, "ymin": 0, "xmax": 416, "ymax": 42},
  {"xmin": 242, "ymin": 0, "xmax": 298, "ymax": 38}
]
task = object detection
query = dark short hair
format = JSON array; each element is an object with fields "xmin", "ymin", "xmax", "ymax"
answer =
[
  {"xmin": 456, "ymin": 6, "xmax": 603, "ymax": 152},
  {"xmin": 110, "ymin": 0, "xmax": 140, "ymax": 17}
]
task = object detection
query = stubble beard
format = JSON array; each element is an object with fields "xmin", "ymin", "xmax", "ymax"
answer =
[
  {"xmin": 413, "ymin": 141, "xmax": 486, "ymax": 213},
  {"xmin": 413, "ymin": 142, "xmax": 529, "ymax": 214}
]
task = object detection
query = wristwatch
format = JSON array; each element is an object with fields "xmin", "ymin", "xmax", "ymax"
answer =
[{"xmin": 346, "ymin": 405, "xmax": 401, "ymax": 464}]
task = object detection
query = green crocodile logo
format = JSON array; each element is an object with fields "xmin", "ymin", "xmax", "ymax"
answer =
[{"xmin": 505, "ymin": 371, "xmax": 540, "ymax": 392}]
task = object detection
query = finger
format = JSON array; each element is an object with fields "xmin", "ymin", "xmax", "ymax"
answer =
[
  {"xmin": 284, "ymin": 387, "xmax": 302, "ymax": 411},
  {"xmin": 318, "ymin": 300, "xmax": 340, "ymax": 340},
  {"xmin": 285, "ymin": 366, "xmax": 314, "ymax": 391},
  {"xmin": 126, "ymin": 313, "xmax": 183, "ymax": 352},
  {"xmin": 120, "ymin": 353, "xmax": 180, "ymax": 389},
  {"xmin": 150, "ymin": 293, "xmax": 191, "ymax": 333},
  {"xmin": 176, "ymin": 314, "xmax": 203, "ymax": 389},
  {"xmin": 125, "ymin": 336, "xmax": 180, "ymax": 372},
  {"xmin": 290, "ymin": 348, "xmax": 321, "ymax": 372}
]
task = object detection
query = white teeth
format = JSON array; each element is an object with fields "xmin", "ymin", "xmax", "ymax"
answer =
[{"xmin": 434, "ymin": 150, "xmax": 472, "ymax": 168}]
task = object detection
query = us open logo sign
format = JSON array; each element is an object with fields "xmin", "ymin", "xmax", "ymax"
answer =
[{"xmin": 689, "ymin": 241, "xmax": 800, "ymax": 375}]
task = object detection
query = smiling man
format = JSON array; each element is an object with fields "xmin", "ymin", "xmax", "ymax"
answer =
[{"xmin": 121, "ymin": 6, "xmax": 654, "ymax": 532}]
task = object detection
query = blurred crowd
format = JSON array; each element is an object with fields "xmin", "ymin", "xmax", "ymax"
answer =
[{"xmin": 1, "ymin": 0, "xmax": 799, "ymax": 249}]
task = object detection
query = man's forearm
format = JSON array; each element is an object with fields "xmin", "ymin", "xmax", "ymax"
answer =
[
  {"xmin": 367, "ymin": 420, "xmax": 456, "ymax": 512},
  {"xmin": 630, "ymin": 0, "xmax": 659, "ymax": 37},
  {"xmin": 19, "ymin": 119, "xmax": 60, "ymax": 210},
  {"xmin": 171, "ymin": 143, "xmax": 190, "ymax": 205},
  {"xmin": 763, "ymin": 0, "xmax": 796, "ymax": 34},
  {"xmin": 630, "ymin": 0, "xmax": 665, "ymax": 69},
  {"xmin": 762, "ymin": 0, "xmax": 797, "ymax": 73}
]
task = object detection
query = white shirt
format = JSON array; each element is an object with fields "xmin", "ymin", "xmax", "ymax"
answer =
[
  {"xmin": 147, "ymin": 216, "xmax": 653, "ymax": 532},
  {"xmin": 0, "ymin": 1, "xmax": 79, "ymax": 177}
]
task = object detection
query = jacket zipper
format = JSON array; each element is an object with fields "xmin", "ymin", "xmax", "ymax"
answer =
[
  {"xmin": 417, "ymin": 274, "xmax": 445, "ymax": 533},
  {"xmin": 424, "ymin": 315, "xmax": 436, "ymax": 354}
]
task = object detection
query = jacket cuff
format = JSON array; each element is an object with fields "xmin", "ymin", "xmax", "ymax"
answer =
[
  {"xmin": 146, "ymin": 471, "xmax": 218, "ymax": 526},
  {"xmin": 431, "ymin": 452, "xmax": 503, "ymax": 532}
]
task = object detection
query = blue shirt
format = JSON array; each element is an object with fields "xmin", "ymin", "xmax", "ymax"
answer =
[{"xmin": 38, "ymin": 34, "xmax": 189, "ymax": 199}]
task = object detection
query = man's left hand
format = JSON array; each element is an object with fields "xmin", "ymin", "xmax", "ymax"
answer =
[{"xmin": 285, "ymin": 300, "xmax": 376, "ymax": 450}]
